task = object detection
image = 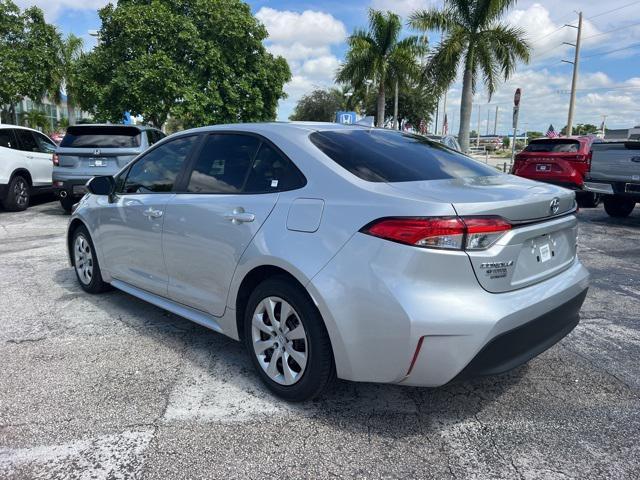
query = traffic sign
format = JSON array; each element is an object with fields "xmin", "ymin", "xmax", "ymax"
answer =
[{"xmin": 514, "ymin": 88, "xmax": 521, "ymax": 107}]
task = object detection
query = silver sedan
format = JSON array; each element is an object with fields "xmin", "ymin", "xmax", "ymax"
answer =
[{"xmin": 67, "ymin": 122, "xmax": 590, "ymax": 401}]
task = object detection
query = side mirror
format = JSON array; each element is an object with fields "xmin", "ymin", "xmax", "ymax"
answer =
[{"xmin": 87, "ymin": 176, "xmax": 115, "ymax": 196}]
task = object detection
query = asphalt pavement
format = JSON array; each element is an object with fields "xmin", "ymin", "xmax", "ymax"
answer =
[{"xmin": 0, "ymin": 199, "xmax": 638, "ymax": 479}]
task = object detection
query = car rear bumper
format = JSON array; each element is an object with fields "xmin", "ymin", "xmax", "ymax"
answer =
[
  {"xmin": 52, "ymin": 177, "xmax": 90, "ymax": 198},
  {"xmin": 584, "ymin": 180, "xmax": 640, "ymax": 199},
  {"xmin": 308, "ymin": 232, "xmax": 590, "ymax": 387},
  {"xmin": 453, "ymin": 288, "xmax": 586, "ymax": 379}
]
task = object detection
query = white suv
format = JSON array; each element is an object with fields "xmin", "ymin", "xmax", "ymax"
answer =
[{"xmin": 0, "ymin": 125, "xmax": 57, "ymax": 211}]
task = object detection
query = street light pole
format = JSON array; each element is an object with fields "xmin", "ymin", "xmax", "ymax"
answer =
[{"xmin": 563, "ymin": 12, "xmax": 583, "ymax": 137}]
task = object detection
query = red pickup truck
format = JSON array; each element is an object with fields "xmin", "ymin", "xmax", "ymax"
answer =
[{"xmin": 512, "ymin": 136, "xmax": 600, "ymax": 207}]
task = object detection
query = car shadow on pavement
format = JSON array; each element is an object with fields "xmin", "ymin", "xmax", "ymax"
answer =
[{"xmin": 52, "ymin": 265, "xmax": 528, "ymax": 439}]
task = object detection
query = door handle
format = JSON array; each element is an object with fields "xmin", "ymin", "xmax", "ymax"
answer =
[
  {"xmin": 143, "ymin": 207, "xmax": 163, "ymax": 218},
  {"xmin": 224, "ymin": 207, "xmax": 255, "ymax": 224}
]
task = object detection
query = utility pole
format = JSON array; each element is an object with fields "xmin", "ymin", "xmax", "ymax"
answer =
[
  {"xmin": 441, "ymin": 90, "xmax": 448, "ymax": 135},
  {"xmin": 563, "ymin": 12, "xmax": 582, "ymax": 137},
  {"xmin": 494, "ymin": 106, "xmax": 499, "ymax": 136},
  {"xmin": 476, "ymin": 105, "xmax": 481, "ymax": 147},
  {"xmin": 486, "ymin": 107, "xmax": 490, "ymax": 135}
]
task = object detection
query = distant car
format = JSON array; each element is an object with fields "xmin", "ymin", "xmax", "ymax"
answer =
[
  {"xmin": 67, "ymin": 122, "xmax": 589, "ymax": 401},
  {"xmin": 426, "ymin": 134, "xmax": 462, "ymax": 152},
  {"xmin": 53, "ymin": 124, "xmax": 165, "ymax": 212},
  {"xmin": 0, "ymin": 125, "xmax": 56, "ymax": 211},
  {"xmin": 512, "ymin": 137, "xmax": 600, "ymax": 208},
  {"xmin": 585, "ymin": 141, "xmax": 640, "ymax": 217}
]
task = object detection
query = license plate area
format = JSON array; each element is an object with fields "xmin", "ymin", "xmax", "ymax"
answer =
[
  {"xmin": 536, "ymin": 164, "xmax": 552, "ymax": 172},
  {"xmin": 625, "ymin": 183, "xmax": 640, "ymax": 193},
  {"xmin": 89, "ymin": 157, "xmax": 108, "ymax": 167}
]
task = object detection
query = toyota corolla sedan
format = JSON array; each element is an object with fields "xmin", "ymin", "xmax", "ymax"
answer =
[{"xmin": 67, "ymin": 123, "xmax": 589, "ymax": 401}]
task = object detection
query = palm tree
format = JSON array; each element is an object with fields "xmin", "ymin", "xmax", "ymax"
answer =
[
  {"xmin": 337, "ymin": 9, "xmax": 424, "ymax": 127},
  {"xmin": 52, "ymin": 33, "xmax": 84, "ymax": 126},
  {"xmin": 410, "ymin": 1, "xmax": 530, "ymax": 152}
]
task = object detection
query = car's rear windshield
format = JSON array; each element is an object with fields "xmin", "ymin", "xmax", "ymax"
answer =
[
  {"xmin": 309, "ymin": 129, "xmax": 498, "ymax": 182},
  {"xmin": 60, "ymin": 126, "xmax": 141, "ymax": 148},
  {"xmin": 524, "ymin": 139, "xmax": 580, "ymax": 153}
]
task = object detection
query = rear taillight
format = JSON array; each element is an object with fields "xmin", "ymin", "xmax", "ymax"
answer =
[
  {"xmin": 362, "ymin": 216, "xmax": 512, "ymax": 251},
  {"xmin": 52, "ymin": 154, "xmax": 59, "ymax": 166}
]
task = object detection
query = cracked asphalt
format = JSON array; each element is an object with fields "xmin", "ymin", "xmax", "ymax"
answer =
[{"xmin": 0, "ymin": 198, "xmax": 639, "ymax": 479}]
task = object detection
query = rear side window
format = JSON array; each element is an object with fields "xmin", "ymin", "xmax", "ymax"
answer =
[
  {"xmin": 123, "ymin": 136, "xmax": 197, "ymax": 193},
  {"xmin": 243, "ymin": 143, "xmax": 306, "ymax": 193},
  {"xmin": 14, "ymin": 129, "xmax": 39, "ymax": 152},
  {"xmin": 186, "ymin": 134, "xmax": 260, "ymax": 194},
  {"xmin": 310, "ymin": 130, "xmax": 497, "ymax": 182},
  {"xmin": 61, "ymin": 126, "xmax": 141, "ymax": 148},
  {"xmin": 0, "ymin": 129, "xmax": 16, "ymax": 149},
  {"xmin": 32, "ymin": 131, "xmax": 56, "ymax": 153},
  {"xmin": 524, "ymin": 140, "xmax": 580, "ymax": 153}
]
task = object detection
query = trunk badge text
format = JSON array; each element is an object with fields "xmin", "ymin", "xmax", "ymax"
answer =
[{"xmin": 481, "ymin": 261, "xmax": 514, "ymax": 280}]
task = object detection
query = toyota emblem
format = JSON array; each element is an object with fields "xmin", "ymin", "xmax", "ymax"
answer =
[
  {"xmin": 94, "ymin": 149, "xmax": 101, "ymax": 156},
  {"xmin": 550, "ymin": 198, "xmax": 560, "ymax": 215}
]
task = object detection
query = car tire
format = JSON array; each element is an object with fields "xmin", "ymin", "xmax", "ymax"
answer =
[
  {"xmin": 60, "ymin": 195, "xmax": 75, "ymax": 213},
  {"xmin": 243, "ymin": 276, "xmax": 335, "ymax": 402},
  {"xmin": 1, "ymin": 175, "xmax": 30, "ymax": 212},
  {"xmin": 71, "ymin": 226, "xmax": 110, "ymax": 294},
  {"xmin": 603, "ymin": 196, "xmax": 635, "ymax": 218},
  {"xmin": 577, "ymin": 192, "xmax": 600, "ymax": 208}
]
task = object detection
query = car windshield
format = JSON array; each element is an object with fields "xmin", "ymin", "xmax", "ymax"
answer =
[
  {"xmin": 309, "ymin": 129, "xmax": 498, "ymax": 182},
  {"xmin": 60, "ymin": 126, "xmax": 141, "ymax": 148},
  {"xmin": 524, "ymin": 139, "xmax": 580, "ymax": 153}
]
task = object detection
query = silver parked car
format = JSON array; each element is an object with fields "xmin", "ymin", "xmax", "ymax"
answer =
[
  {"xmin": 67, "ymin": 123, "xmax": 590, "ymax": 401},
  {"xmin": 54, "ymin": 124, "xmax": 165, "ymax": 212}
]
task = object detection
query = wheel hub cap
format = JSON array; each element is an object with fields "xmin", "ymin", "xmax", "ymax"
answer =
[
  {"xmin": 74, "ymin": 235, "xmax": 94, "ymax": 285},
  {"xmin": 251, "ymin": 296, "xmax": 308, "ymax": 386}
]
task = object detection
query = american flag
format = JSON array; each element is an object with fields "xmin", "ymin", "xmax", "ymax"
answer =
[{"xmin": 546, "ymin": 124, "xmax": 559, "ymax": 138}]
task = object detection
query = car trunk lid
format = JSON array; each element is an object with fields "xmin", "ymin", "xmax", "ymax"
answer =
[
  {"xmin": 56, "ymin": 147, "xmax": 140, "ymax": 170},
  {"xmin": 387, "ymin": 175, "xmax": 578, "ymax": 292}
]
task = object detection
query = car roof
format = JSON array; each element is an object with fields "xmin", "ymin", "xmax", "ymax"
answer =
[
  {"xmin": 176, "ymin": 121, "xmax": 385, "ymax": 137},
  {"xmin": 66, "ymin": 124, "xmax": 157, "ymax": 131}
]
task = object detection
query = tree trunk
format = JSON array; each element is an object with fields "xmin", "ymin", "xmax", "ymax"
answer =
[
  {"xmin": 458, "ymin": 58, "xmax": 474, "ymax": 153},
  {"xmin": 67, "ymin": 96, "xmax": 76, "ymax": 126},
  {"xmin": 393, "ymin": 80, "xmax": 399, "ymax": 130},
  {"xmin": 376, "ymin": 81, "xmax": 386, "ymax": 128}
]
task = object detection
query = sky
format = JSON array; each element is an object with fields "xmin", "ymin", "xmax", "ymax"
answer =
[{"xmin": 15, "ymin": 0, "xmax": 640, "ymax": 134}]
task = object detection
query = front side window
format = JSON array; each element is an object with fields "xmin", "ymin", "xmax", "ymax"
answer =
[
  {"xmin": 0, "ymin": 129, "xmax": 16, "ymax": 149},
  {"xmin": 32, "ymin": 131, "xmax": 56, "ymax": 153},
  {"xmin": 186, "ymin": 134, "xmax": 260, "ymax": 194},
  {"xmin": 310, "ymin": 129, "xmax": 498, "ymax": 182},
  {"xmin": 123, "ymin": 136, "xmax": 197, "ymax": 194},
  {"xmin": 14, "ymin": 129, "xmax": 39, "ymax": 152}
]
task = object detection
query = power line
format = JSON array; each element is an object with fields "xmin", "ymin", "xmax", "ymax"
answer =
[
  {"xmin": 585, "ymin": 0, "xmax": 640, "ymax": 20},
  {"xmin": 582, "ymin": 20, "xmax": 640, "ymax": 40},
  {"xmin": 582, "ymin": 42, "xmax": 640, "ymax": 59}
]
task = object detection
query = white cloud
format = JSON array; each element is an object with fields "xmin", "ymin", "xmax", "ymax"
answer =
[
  {"xmin": 15, "ymin": 0, "xmax": 109, "ymax": 21},
  {"xmin": 256, "ymin": 7, "xmax": 347, "ymax": 47},
  {"xmin": 256, "ymin": 7, "xmax": 347, "ymax": 120},
  {"xmin": 370, "ymin": 0, "xmax": 432, "ymax": 18}
]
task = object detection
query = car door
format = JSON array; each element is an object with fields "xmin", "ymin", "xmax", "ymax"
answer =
[
  {"xmin": 13, "ymin": 129, "xmax": 52, "ymax": 186},
  {"xmin": 30, "ymin": 131, "xmax": 56, "ymax": 186},
  {"xmin": 95, "ymin": 135, "xmax": 199, "ymax": 296},
  {"xmin": 0, "ymin": 129, "xmax": 21, "ymax": 184},
  {"xmin": 162, "ymin": 133, "xmax": 306, "ymax": 316}
]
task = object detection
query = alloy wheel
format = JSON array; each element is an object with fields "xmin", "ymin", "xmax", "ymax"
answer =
[
  {"xmin": 251, "ymin": 296, "xmax": 308, "ymax": 386},
  {"xmin": 74, "ymin": 235, "xmax": 94, "ymax": 285},
  {"xmin": 13, "ymin": 178, "xmax": 28, "ymax": 207}
]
